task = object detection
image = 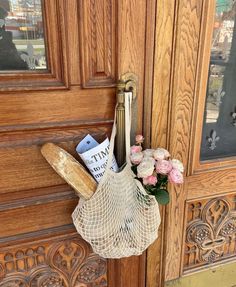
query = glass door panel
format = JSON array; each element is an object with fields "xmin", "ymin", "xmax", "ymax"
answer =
[
  {"xmin": 200, "ymin": 0, "xmax": 236, "ymax": 160},
  {"xmin": 0, "ymin": 0, "xmax": 47, "ymax": 71}
]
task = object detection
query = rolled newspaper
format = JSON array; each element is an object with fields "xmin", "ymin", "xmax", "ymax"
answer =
[
  {"xmin": 76, "ymin": 134, "xmax": 118, "ymax": 182},
  {"xmin": 41, "ymin": 143, "xmax": 96, "ymax": 199}
]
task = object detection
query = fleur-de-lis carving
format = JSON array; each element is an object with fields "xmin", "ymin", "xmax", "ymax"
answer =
[
  {"xmin": 207, "ymin": 130, "xmax": 220, "ymax": 150},
  {"xmin": 186, "ymin": 198, "xmax": 236, "ymax": 264},
  {"xmin": 0, "ymin": 19, "xmax": 5, "ymax": 41},
  {"xmin": 20, "ymin": 43, "xmax": 41, "ymax": 70},
  {"xmin": 212, "ymin": 87, "xmax": 225, "ymax": 107},
  {"xmin": 231, "ymin": 108, "xmax": 236, "ymax": 126}
]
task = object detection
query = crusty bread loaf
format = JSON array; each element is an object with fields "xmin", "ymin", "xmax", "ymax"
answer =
[{"xmin": 41, "ymin": 143, "xmax": 96, "ymax": 199}]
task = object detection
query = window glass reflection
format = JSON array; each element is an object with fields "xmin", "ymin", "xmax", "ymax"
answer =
[
  {"xmin": 200, "ymin": 0, "xmax": 236, "ymax": 160},
  {"xmin": 0, "ymin": 0, "xmax": 47, "ymax": 70}
]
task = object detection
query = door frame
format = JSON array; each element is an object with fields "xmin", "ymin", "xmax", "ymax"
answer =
[
  {"xmin": 148, "ymin": 0, "xmax": 236, "ymax": 286},
  {"xmin": 0, "ymin": 0, "xmax": 157, "ymax": 286},
  {"xmin": 146, "ymin": 0, "xmax": 177, "ymax": 286}
]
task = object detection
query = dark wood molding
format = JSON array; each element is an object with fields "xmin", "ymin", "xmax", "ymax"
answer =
[
  {"xmin": 0, "ymin": 0, "xmax": 69, "ymax": 92},
  {"xmin": 0, "ymin": 197, "xmax": 78, "ymax": 238},
  {"xmin": 0, "ymin": 186, "xmax": 76, "ymax": 212},
  {"xmin": 0, "ymin": 125, "xmax": 112, "ymax": 148},
  {"xmin": 147, "ymin": 0, "xmax": 177, "ymax": 286},
  {"xmin": 143, "ymin": 0, "xmax": 157, "ymax": 149},
  {"xmin": 79, "ymin": 0, "xmax": 117, "ymax": 88}
]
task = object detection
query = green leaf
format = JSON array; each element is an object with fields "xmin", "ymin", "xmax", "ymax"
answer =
[
  {"xmin": 154, "ymin": 189, "xmax": 170, "ymax": 205},
  {"xmin": 131, "ymin": 165, "xmax": 138, "ymax": 175}
]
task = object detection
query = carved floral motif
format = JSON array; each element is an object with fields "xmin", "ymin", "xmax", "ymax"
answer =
[
  {"xmin": 3, "ymin": 246, "xmax": 46, "ymax": 275},
  {"xmin": 0, "ymin": 238, "xmax": 107, "ymax": 287},
  {"xmin": 50, "ymin": 241, "xmax": 86, "ymax": 276},
  {"xmin": 76, "ymin": 255, "xmax": 107, "ymax": 284},
  {"xmin": 37, "ymin": 274, "xmax": 65, "ymax": 287},
  {"xmin": 185, "ymin": 197, "xmax": 236, "ymax": 271},
  {"xmin": 0, "ymin": 263, "xmax": 5, "ymax": 280},
  {"xmin": 0, "ymin": 280, "xmax": 27, "ymax": 287}
]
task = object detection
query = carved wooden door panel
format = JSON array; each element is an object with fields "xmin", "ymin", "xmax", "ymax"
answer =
[
  {"xmin": 0, "ymin": 1, "xmax": 152, "ymax": 286},
  {"xmin": 152, "ymin": 0, "xmax": 236, "ymax": 285}
]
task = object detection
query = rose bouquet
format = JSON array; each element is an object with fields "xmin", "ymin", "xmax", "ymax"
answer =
[{"xmin": 130, "ymin": 135, "xmax": 184, "ymax": 205}]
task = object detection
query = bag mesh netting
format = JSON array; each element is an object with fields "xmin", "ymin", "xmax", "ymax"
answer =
[{"xmin": 72, "ymin": 93, "xmax": 161, "ymax": 258}]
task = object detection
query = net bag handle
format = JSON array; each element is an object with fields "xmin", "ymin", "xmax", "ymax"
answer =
[{"xmin": 124, "ymin": 92, "xmax": 132, "ymax": 165}]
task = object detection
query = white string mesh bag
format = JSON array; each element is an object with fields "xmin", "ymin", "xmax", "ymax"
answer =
[{"xmin": 72, "ymin": 93, "xmax": 161, "ymax": 258}]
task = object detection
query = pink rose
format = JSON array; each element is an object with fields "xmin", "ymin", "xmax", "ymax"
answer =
[
  {"xmin": 131, "ymin": 145, "xmax": 142, "ymax": 154},
  {"xmin": 143, "ymin": 149, "xmax": 154, "ymax": 157},
  {"xmin": 168, "ymin": 168, "xmax": 183, "ymax": 184},
  {"xmin": 153, "ymin": 148, "xmax": 170, "ymax": 160},
  {"xmin": 136, "ymin": 134, "xmax": 144, "ymax": 144},
  {"xmin": 143, "ymin": 175, "xmax": 158, "ymax": 186},
  {"xmin": 171, "ymin": 159, "xmax": 184, "ymax": 173},
  {"xmin": 142, "ymin": 156, "xmax": 155, "ymax": 165},
  {"xmin": 155, "ymin": 160, "xmax": 172, "ymax": 175},
  {"xmin": 130, "ymin": 152, "xmax": 143, "ymax": 165}
]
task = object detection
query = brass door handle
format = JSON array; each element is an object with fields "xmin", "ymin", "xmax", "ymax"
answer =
[{"xmin": 115, "ymin": 73, "xmax": 138, "ymax": 167}]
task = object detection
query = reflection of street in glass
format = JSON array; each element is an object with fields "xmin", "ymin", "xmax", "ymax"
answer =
[
  {"xmin": 14, "ymin": 39, "xmax": 47, "ymax": 68},
  {"xmin": 205, "ymin": 2, "xmax": 235, "ymax": 124},
  {"xmin": 0, "ymin": 0, "xmax": 47, "ymax": 70},
  {"xmin": 206, "ymin": 64, "xmax": 225, "ymax": 123},
  {"xmin": 201, "ymin": 0, "xmax": 236, "ymax": 160}
]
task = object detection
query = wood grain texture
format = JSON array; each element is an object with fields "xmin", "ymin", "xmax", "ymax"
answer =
[
  {"xmin": 188, "ymin": 1, "xmax": 217, "ymax": 175},
  {"xmin": 115, "ymin": 1, "xmax": 148, "ymax": 286},
  {"xmin": 0, "ymin": 87, "xmax": 115, "ymax": 132},
  {"xmin": 0, "ymin": 125, "xmax": 111, "ymax": 148},
  {"xmin": 151, "ymin": 0, "xmax": 236, "ymax": 283},
  {"xmin": 0, "ymin": 145, "xmax": 65, "ymax": 193},
  {"xmin": 143, "ymin": 0, "xmax": 157, "ymax": 148},
  {"xmin": 0, "ymin": 185, "xmax": 74, "ymax": 209},
  {"xmin": 0, "ymin": 0, "xmax": 151, "ymax": 286},
  {"xmin": 161, "ymin": 0, "xmax": 236, "ymax": 282},
  {"xmin": 187, "ymin": 168, "xmax": 236, "ymax": 200},
  {"xmin": 151, "ymin": 0, "xmax": 176, "ymax": 150},
  {"xmin": 0, "ymin": 127, "xmax": 109, "ymax": 194},
  {"xmin": 79, "ymin": 0, "xmax": 117, "ymax": 87},
  {"xmin": 117, "ymin": 0, "xmax": 146, "ymax": 132},
  {"xmin": 113, "ymin": 255, "xmax": 146, "ymax": 287},
  {"xmin": 0, "ymin": 198, "xmax": 77, "ymax": 238},
  {"xmin": 64, "ymin": 0, "xmax": 81, "ymax": 85},
  {"xmin": 147, "ymin": 0, "xmax": 176, "ymax": 286},
  {"xmin": 147, "ymin": 206, "xmax": 166, "ymax": 287},
  {"xmin": 164, "ymin": 0, "xmax": 203, "ymax": 281},
  {"xmin": 182, "ymin": 1, "xmax": 236, "ymax": 276}
]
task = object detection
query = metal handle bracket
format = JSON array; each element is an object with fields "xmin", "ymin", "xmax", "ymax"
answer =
[{"xmin": 116, "ymin": 73, "xmax": 138, "ymax": 166}]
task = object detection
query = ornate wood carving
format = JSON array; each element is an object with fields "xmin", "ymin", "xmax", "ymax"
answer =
[
  {"xmin": 0, "ymin": 237, "xmax": 107, "ymax": 287},
  {"xmin": 79, "ymin": 0, "xmax": 117, "ymax": 88},
  {"xmin": 184, "ymin": 196, "xmax": 236, "ymax": 271}
]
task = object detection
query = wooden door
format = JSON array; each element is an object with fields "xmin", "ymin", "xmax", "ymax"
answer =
[
  {"xmin": 0, "ymin": 1, "xmax": 155, "ymax": 286},
  {"xmin": 147, "ymin": 0, "xmax": 236, "ymax": 286}
]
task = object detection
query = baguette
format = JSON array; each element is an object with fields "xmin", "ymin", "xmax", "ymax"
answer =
[{"xmin": 41, "ymin": 143, "xmax": 96, "ymax": 199}]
